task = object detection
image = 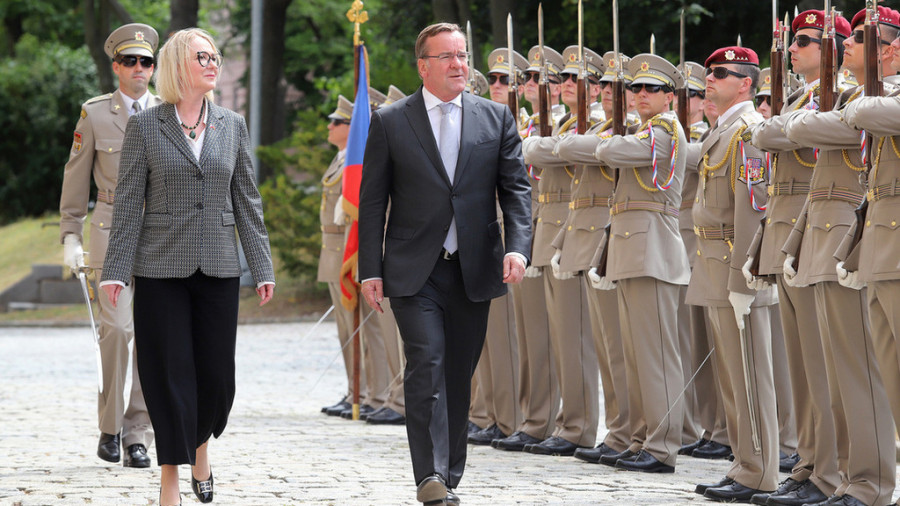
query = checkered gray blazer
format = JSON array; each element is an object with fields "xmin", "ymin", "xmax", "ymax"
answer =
[{"xmin": 101, "ymin": 101, "xmax": 274, "ymax": 285}]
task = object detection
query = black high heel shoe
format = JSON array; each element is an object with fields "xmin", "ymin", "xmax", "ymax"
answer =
[{"xmin": 191, "ymin": 468, "xmax": 213, "ymax": 503}]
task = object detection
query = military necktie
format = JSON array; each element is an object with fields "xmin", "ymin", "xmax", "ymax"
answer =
[
  {"xmin": 438, "ymin": 102, "xmax": 459, "ymax": 254},
  {"xmin": 130, "ymin": 101, "xmax": 141, "ymax": 117}
]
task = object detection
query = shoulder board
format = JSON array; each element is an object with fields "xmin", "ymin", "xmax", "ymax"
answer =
[
  {"xmin": 84, "ymin": 93, "xmax": 113, "ymax": 106},
  {"xmin": 650, "ymin": 115, "xmax": 676, "ymax": 134},
  {"xmin": 740, "ymin": 111, "xmax": 762, "ymax": 127}
]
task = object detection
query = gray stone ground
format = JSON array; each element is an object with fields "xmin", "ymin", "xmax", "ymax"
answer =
[{"xmin": 0, "ymin": 321, "xmax": 882, "ymax": 505}]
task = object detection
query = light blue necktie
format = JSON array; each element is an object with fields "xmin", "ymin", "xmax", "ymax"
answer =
[{"xmin": 438, "ymin": 102, "xmax": 459, "ymax": 254}]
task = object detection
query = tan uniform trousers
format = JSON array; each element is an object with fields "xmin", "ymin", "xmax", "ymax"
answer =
[
  {"xmin": 584, "ymin": 277, "xmax": 630, "ymax": 452},
  {"xmin": 867, "ymin": 280, "xmax": 900, "ymax": 436},
  {"xmin": 469, "ymin": 375, "xmax": 490, "ymax": 428},
  {"xmin": 473, "ymin": 292, "xmax": 521, "ymax": 436},
  {"xmin": 815, "ymin": 282, "xmax": 895, "ymax": 506},
  {"xmin": 94, "ymin": 269, "xmax": 152, "ymax": 447},
  {"xmin": 618, "ymin": 277, "xmax": 684, "ymax": 466},
  {"xmin": 769, "ymin": 306, "xmax": 798, "ymax": 456},
  {"xmin": 510, "ymin": 273, "xmax": 558, "ymax": 440},
  {"xmin": 676, "ymin": 284, "xmax": 700, "ymax": 444},
  {"xmin": 775, "ymin": 276, "xmax": 840, "ymax": 495},
  {"xmin": 708, "ymin": 306, "xmax": 779, "ymax": 492},
  {"xmin": 327, "ymin": 282, "xmax": 365, "ymax": 401},
  {"xmin": 687, "ymin": 302, "xmax": 728, "ymax": 446},
  {"xmin": 544, "ymin": 272, "xmax": 598, "ymax": 447}
]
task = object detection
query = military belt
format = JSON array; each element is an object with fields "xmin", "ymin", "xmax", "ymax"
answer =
[
  {"xmin": 609, "ymin": 200, "xmax": 679, "ymax": 218},
  {"xmin": 679, "ymin": 201, "xmax": 694, "ymax": 211},
  {"xmin": 767, "ymin": 182, "xmax": 810, "ymax": 197},
  {"xmin": 568, "ymin": 195, "xmax": 611, "ymax": 210},
  {"xmin": 693, "ymin": 225, "xmax": 735, "ymax": 241},
  {"xmin": 537, "ymin": 192, "xmax": 571, "ymax": 204},
  {"xmin": 867, "ymin": 182, "xmax": 900, "ymax": 202},
  {"xmin": 808, "ymin": 187, "xmax": 864, "ymax": 206},
  {"xmin": 321, "ymin": 225, "xmax": 345, "ymax": 234},
  {"xmin": 96, "ymin": 190, "xmax": 114, "ymax": 204}
]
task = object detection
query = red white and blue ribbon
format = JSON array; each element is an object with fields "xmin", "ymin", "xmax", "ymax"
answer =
[
  {"xmin": 648, "ymin": 123, "xmax": 676, "ymax": 191},
  {"xmin": 860, "ymin": 130, "xmax": 868, "ymax": 165},
  {"xmin": 741, "ymin": 139, "xmax": 766, "ymax": 211}
]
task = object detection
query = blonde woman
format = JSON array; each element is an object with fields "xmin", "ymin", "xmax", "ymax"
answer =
[{"xmin": 101, "ymin": 28, "xmax": 274, "ymax": 505}]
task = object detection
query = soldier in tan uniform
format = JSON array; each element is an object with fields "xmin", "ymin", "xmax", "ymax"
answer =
[
  {"xmin": 520, "ymin": 45, "xmax": 605, "ymax": 456},
  {"xmin": 558, "ymin": 54, "xmax": 690, "ymax": 473},
  {"xmin": 779, "ymin": 9, "xmax": 900, "ymax": 505},
  {"xmin": 742, "ymin": 11, "xmax": 850, "ymax": 505},
  {"xmin": 492, "ymin": 45, "xmax": 563, "ymax": 452},
  {"xmin": 687, "ymin": 47, "xmax": 779, "ymax": 502},
  {"xmin": 467, "ymin": 48, "xmax": 527, "ymax": 445},
  {"xmin": 59, "ymin": 23, "xmax": 160, "ymax": 468}
]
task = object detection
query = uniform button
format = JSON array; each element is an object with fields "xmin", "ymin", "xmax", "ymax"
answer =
[
  {"xmin": 767, "ymin": 218, "xmax": 771, "ymax": 224},
  {"xmin": 99, "ymin": 222, "xmax": 104, "ymax": 227},
  {"xmin": 625, "ymin": 231, "xmax": 630, "ymax": 236},
  {"xmin": 556, "ymin": 220, "xmax": 561, "ymax": 224},
  {"xmin": 791, "ymin": 218, "xmax": 796, "ymax": 223},
  {"xmin": 590, "ymin": 226, "xmax": 595, "ymax": 231},
  {"xmin": 108, "ymin": 148, "xmax": 113, "ymax": 152},
  {"xmin": 574, "ymin": 179, "xmax": 580, "ymax": 184},
  {"xmin": 567, "ymin": 225, "xmax": 572, "ymax": 230},
  {"xmin": 892, "ymin": 221, "xmax": 897, "ymax": 227},
  {"xmin": 806, "ymin": 224, "xmax": 810, "ymax": 229},
  {"xmin": 723, "ymin": 255, "xmax": 728, "ymax": 261},
  {"xmin": 825, "ymin": 223, "xmax": 830, "ymax": 228},
  {"xmin": 537, "ymin": 218, "xmax": 542, "ymax": 223},
  {"xmin": 196, "ymin": 202, "xmax": 203, "ymax": 209},
  {"xmin": 697, "ymin": 250, "xmax": 701, "ymax": 256},
  {"xmin": 695, "ymin": 197, "xmax": 699, "ymax": 203},
  {"xmin": 867, "ymin": 220, "xmax": 872, "ymax": 227}
]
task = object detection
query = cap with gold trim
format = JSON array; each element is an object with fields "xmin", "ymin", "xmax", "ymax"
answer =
[
  {"xmin": 560, "ymin": 46, "xmax": 605, "ymax": 80},
  {"xmin": 525, "ymin": 45, "xmax": 564, "ymax": 76},
  {"xmin": 368, "ymin": 87, "xmax": 387, "ymax": 110},
  {"xmin": 487, "ymin": 48, "xmax": 529, "ymax": 77},
  {"xmin": 104, "ymin": 23, "xmax": 159, "ymax": 59},
  {"xmin": 328, "ymin": 95, "xmax": 353, "ymax": 121},
  {"xmin": 678, "ymin": 61, "xmax": 705, "ymax": 92},
  {"xmin": 628, "ymin": 53, "xmax": 683, "ymax": 89},
  {"xmin": 382, "ymin": 85, "xmax": 406, "ymax": 107},
  {"xmin": 599, "ymin": 51, "xmax": 633, "ymax": 83}
]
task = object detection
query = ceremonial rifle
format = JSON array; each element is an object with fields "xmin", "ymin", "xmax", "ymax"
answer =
[
  {"xmin": 675, "ymin": 9, "xmax": 690, "ymax": 137},
  {"xmin": 538, "ymin": 3, "xmax": 552, "ymax": 137},
  {"xmin": 611, "ymin": 0, "xmax": 626, "ymax": 137},
  {"xmin": 466, "ymin": 21, "xmax": 476, "ymax": 93},
  {"xmin": 576, "ymin": 0, "xmax": 588, "ymax": 134},
  {"xmin": 507, "ymin": 14, "xmax": 519, "ymax": 121},
  {"xmin": 770, "ymin": 0, "xmax": 786, "ymax": 114},
  {"xmin": 819, "ymin": 1, "xmax": 838, "ymax": 113}
]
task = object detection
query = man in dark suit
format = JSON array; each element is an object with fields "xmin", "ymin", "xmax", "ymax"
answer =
[{"xmin": 358, "ymin": 23, "xmax": 532, "ymax": 506}]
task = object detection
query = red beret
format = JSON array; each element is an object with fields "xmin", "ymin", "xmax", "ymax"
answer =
[
  {"xmin": 851, "ymin": 6, "xmax": 900, "ymax": 30},
  {"xmin": 793, "ymin": 10, "xmax": 852, "ymax": 37},
  {"xmin": 705, "ymin": 46, "xmax": 759, "ymax": 68}
]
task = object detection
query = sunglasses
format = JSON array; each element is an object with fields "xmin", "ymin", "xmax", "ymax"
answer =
[
  {"xmin": 629, "ymin": 83, "xmax": 667, "ymax": 94},
  {"xmin": 330, "ymin": 119, "xmax": 350, "ymax": 126},
  {"xmin": 116, "ymin": 55, "xmax": 155, "ymax": 68},
  {"xmin": 689, "ymin": 89, "xmax": 705, "ymax": 99},
  {"xmin": 792, "ymin": 34, "xmax": 822, "ymax": 48},
  {"xmin": 560, "ymin": 73, "xmax": 599, "ymax": 85},
  {"xmin": 852, "ymin": 30, "xmax": 893, "ymax": 45},
  {"xmin": 488, "ymin": 74, "xmax": 510, "ymax": 85},
  {"xmin": 706, "ymin": 66, "xmax": 748, "ymax": 80},
  {"xmin": 755, "ymin": 95, "xmax": 771, "ymax": 107},
  {"xmin": 196, "ymin": 51, "xmax": 223, "ymax": 68},
  {"xmin": 523, "ymin": 72, "xmax": 562, "ymax": 85}
]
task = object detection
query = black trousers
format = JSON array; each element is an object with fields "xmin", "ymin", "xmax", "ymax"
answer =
[
  {"xmin": 133, "ymin": 270, "xmax": 240, "ymax": 466},
  {"xmin": 390, "ymin": 254, "xmax": 491, "ymax": 489}
]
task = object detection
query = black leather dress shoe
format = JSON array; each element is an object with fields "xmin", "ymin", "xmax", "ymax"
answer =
[
  {"xmin": 367, "ymin": 407, "xmax": 406, "ymax": 425},
  {"xmin": 524, "ymin": 436, "xmax": 584, "ymax": 456},
  {"xmin": 445, "ymin": 490, "xmax": 460, "ymax": 505},
  {"xmin": 324, "ymin": 400, "xmax": 351, "ymax": 416},
  {"xmin": 695, "ymin": 477, "xmax": 734, "ymax": 495},
  {"xmin": 97, "ymin": 432, "xmax": 120, "ymax": 463},
  {"xmin": 340, "ymin": 403, "xmax": 375, "ymax": 419},
  {"xmin": 749, "ymin": 477, "xmax": 801, "ymax": 505},
  {"xmin": 468, "ymin": 424, "xmax": 506, "ymax": 445},
  {"xmin": 191, "ymin": 468, "xmax": 213, "ymax": 503},
  {"xmin": 123, "ymin": 443, "xmax": 150, "ymax": 468},
  {"xmin": 360, "ymin": 406, "xmax": 382, "ymax": 420},
  {"xmin": 779, "ymin": 451, "xmax": 800, "ymax": 473},
  {"xmin": 691, "ymin": 440, "xmax": 732, "ymax": 460},
  {"xmin": 467, "ymin": 421, "xmax": 482, "ymax": 437},
  {"xmin": 599, "ymin": 448, "xmax": 635, "ymax": 466},
  {"xmin": 811, "ymin": 495, "xmax": 865, "ymax": 506},
  {"xmin": 767, "ymin": 479, "xmax": 828, "ymax": 506},
  {"xmin": 417, "ymin": 474, "xmax": 447, "ymax": 504},
  {"xmin": 492, "ymin": 431, "xmax": 542, "ymax": 451},
  {"xmin": 574, "ymin": 443, "xmax": 619, "ymax": 463},
  {"xmin": 321, "ymin": 397, "xmax": 348, "ymax": 413},
  {"xmin": 704, "ymin": 481, "xmax": 770, "ymax": 502},
  {"xmin": 679, "ymin": 438, "xmax": 709, "ymax": 456},
  {"xmin": 806, "ymin": 495, "xmax": 842, "ymax": 506},
  {"xmin": 614, "ymin": 450, "xmax": 675, "ymax": 473}
]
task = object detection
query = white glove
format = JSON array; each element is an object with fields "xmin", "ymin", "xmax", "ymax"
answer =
[
  {"xmin": 550, "ymin": 250, "xmax": 573, "ymax": 280},
  {"xmin": 783, "ymin": 255, "xmax": 799, "ymax": 287},
  {"xmin": 836, "ymin": 261, "xmax": 865, "ymax": 290},
  {"xmin": 741, "ymin": 256, "xmax": 770, "ymax": 291},
  {"xmin": 587, "ymin": 267, "xmax": 617, "ymax": 290},
  {"xmin": 524, "ymin": 265, "xmax": 542, "ymax": 278},
  {"xmin": 63, "ymin": 234, "xmax": 85, "ymax": 272},
  {"xmin": 728, "ymin": 291, "xmax": 754, "ymax": 330},
  {"xmin": 333, "ymin": 195, "xmax": 346, "ymax": 226}
]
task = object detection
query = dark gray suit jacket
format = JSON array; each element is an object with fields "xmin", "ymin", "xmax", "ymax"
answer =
[
  {"xmin": 358, "ymin": 88, "xmax": 532, "ymax": 302},
  {"xmin": 102, "ymin": 102, "xmax": 274, "ymax": 285}
]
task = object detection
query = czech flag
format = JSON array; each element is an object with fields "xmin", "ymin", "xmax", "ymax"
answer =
[{"xmin": 339, "ymin": 44, "xmax": 370, "ymax": 311}]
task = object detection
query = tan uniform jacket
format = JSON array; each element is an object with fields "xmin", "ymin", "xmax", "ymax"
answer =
[
  {"xmin": 841, "ymin": 89, "xmax": 900, "ymax": 281},
  {"xmin": 749, "ymin": 85, "xmax": 820, "ymax": 275},
  {"xmin": 317, "ymin": 151, "xmax": 348, "ymax": 282},
  {"xmin": 687, "ymin": 102, "xmax": 774, "ymax": 307},
  {"xmin": 781, "ymin": 87, "xmax": 874, "ymax": 285},
  {"xmin": 680, "ymin": 122, "xmax": 709, "ymax": 237},
  {"xmin": 60, "ymin": 90, "xmax": 162, "ymax": 267}
]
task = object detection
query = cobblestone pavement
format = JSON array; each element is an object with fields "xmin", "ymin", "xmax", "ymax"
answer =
[{"xmin": 0, "ymin": 321, "xmax": 891, "ymax": 505}]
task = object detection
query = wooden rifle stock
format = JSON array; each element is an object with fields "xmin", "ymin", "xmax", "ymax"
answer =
[
  {"xmin": 612, "ymin": 80, "xmax": 626, "ymax": 136},
  {"xmin": 675, "ymin": 87, "xmax": 689, "ymax": 137},
  {"xmin": 508, "ymin": 88, "xmax": 519, "ymax": 124},
  {"xmin": 771, "ymin": 47, "xmax": 785, "ymax": 114},
  {"xmin": 819, "ymin": 36, "xmax": 836, "ymax": 112},
  {"xmin": 538, "ymin": 83, "xmax": 551, "ymax": 136},
  {"xmin": 597, "ymin": 223, "xmax": 611, "ymax": 277},
  {"xmin": 864, "ymin": 23, "xmax": 883, "ymax": 98},
  {"xmin": 576, "ymin": 78, "xmax": 587, "ymax": 134}
]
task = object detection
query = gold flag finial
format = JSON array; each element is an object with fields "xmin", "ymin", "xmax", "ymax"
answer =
[{"xmin": 346, "ymin": 1, "xmax": 369, "ymax": 46}]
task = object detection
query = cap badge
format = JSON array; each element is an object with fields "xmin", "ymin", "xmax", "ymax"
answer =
[
  {"xmin": 569, "ymin": 53, "xmax": 577, "ymax": 62},
  {"xmin": 497, "ymin": 55, "xmax": 504, "ymax": 63},
  {"xmin": 640, "ymin": 61, "xmax": 650, "ymax": 72},
  {"xmin": 608, "ymin": 58, "xmax": 616, "ymax": 68},
  {"xmin": 135, "ymin": 31, "xmax": 144, "ymax": 41},
  {"xmin": 765, "ymin": 75, "xmax": 771, "ymax": 84},
  {"xmin": 725, "ymin": 50, "xmax": 736, "ymax": 61},
  {"xmin": 805, "ymin": 13, "xmax": 817, "ymax": 24}
]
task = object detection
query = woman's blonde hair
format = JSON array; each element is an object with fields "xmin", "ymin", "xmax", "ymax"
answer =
[{"xmin": 155, "ymin": 28, "xmax": 218, "ymax": 104}]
